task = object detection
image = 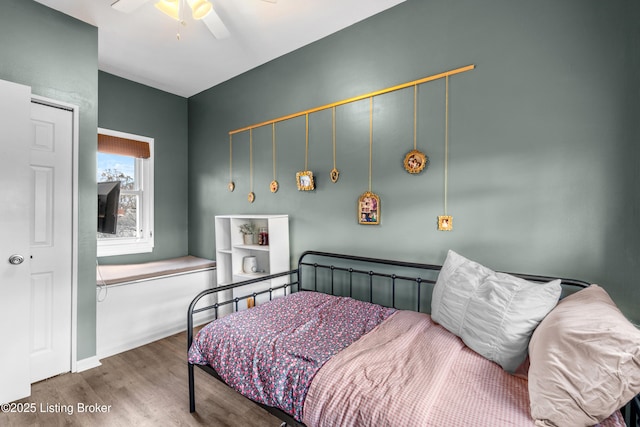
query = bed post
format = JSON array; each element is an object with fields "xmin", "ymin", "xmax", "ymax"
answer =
[
  {"xmin": 188, "ymin": 363, "xmax": 196, "ymax": 412},
  {"xmin": 187, "ymin": 290, "xmax": 197, "ymax": 413}
]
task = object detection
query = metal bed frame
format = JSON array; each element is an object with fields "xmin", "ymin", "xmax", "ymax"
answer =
[
  {"xmin": 187, "ymin": 250, "xmax": 638, "ymax": 426},
  {"xmin": 626, "ymin": 394, "xmax": 639, "ymax": 427}
]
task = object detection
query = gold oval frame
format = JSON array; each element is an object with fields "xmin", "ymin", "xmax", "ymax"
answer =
[
  {"xmin": 270, "ymin": 180, "xmax": 279, "ymax": 193},
  {"xmin": 330, "ymin": 168, "xmax": 340, "ymax": 183},
  {"xmin": 296, "ymin": 170, "xmax": 315, "ymax": 191},
  {"xmin": 403, "ymin": 149, "xmax": 428, "ymax": 174},
  {"xmin": 247, "ymin": 192, "xmax": 255, "ymax": 203},
  {"xmin": 228, "ymin": 181, "xmax": 235, "ymax": 192}
]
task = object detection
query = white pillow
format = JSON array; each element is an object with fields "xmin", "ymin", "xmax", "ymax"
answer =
[
  {"xmin": 528, "ymin": 285, "xmax": 640, "ymax": 426},
  {"xmin": 431, "ymin": 250, "xmax": 561, "ymax": 372}
]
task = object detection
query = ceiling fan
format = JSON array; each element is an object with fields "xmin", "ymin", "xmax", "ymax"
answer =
[{"xmin": 111, "ymin": 0, "xmax": 276, "ymax": 40}]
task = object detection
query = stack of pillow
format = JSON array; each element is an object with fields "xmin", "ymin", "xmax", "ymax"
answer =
[{"xmin": 431, "ymin": 250, "xmax": 640, "ymax": 426}]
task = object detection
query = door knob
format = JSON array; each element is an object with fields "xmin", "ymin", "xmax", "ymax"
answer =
[{"xmin": 8, "ymin": 254, "xmax": 24, "ymax": 265}]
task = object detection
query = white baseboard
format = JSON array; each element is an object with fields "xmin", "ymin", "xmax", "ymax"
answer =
[
  {"xmin": 97, "ymin": 315, "xmax": 214, "ymax": 359},
  {"xmin": 75, "ymin": 356, "xmax": 101, "ymax": 373},
  {"xmin": 98, "ymin": 324, "xmax": 179, "ymax": 360}
]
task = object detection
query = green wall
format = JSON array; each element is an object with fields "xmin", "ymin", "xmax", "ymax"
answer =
[
  {"xmin": 97, "ymin": 71, "xmax": 189, "ymax": 265},
  {"xmin": 0, "ymin": 0, "xmax": 98, "ymax": 359},
  {"xmin": 188, "ymin": 0, "xmax": 640, "ymax": 324}
]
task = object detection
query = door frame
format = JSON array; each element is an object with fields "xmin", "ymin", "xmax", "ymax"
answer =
[{"xmin": 31, "ymin": 94, "xmax": 79, "ymax": 373}]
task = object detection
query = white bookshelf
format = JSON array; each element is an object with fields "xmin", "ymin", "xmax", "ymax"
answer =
[{"xmin": 215, "ymin": 215, "xmax": 290, "ymax": 312}]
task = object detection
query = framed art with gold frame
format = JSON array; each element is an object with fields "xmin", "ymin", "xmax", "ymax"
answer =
[
  {"xmin": 438, "ymin": 215, "xmax": 452, "ymax": 231},
  {"xmin": 296, "ymin": 170, "xmax": 315, "ymax": 191},
  {"xmin": 404, "ymin": 149, "xmax": 428, "ymax": 174},
  {"xmin": 358, "ymin": 191, "xmax": 380, "ymax": 225}
]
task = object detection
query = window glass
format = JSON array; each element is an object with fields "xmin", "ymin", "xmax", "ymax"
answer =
[
  {"xmin": 97, "ymin": 128, "xmax": 154, "ymax": 257},
  {"xmin": 97, "ymin": 153, "xmax": 138, "ymax": 239}
]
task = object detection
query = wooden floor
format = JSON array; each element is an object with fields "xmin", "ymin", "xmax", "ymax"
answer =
[{"xmin": 0, "ymin": 330, "xmax": 283, "ymax": 427}]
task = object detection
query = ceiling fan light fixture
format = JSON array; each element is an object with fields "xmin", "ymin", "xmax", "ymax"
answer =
[
  {"xmin": 154, "ymin": 0, "xmax": 180, "ymax": 20},
  {"xmin": 187, "ymin": 0, "xmax": 213, "ymax": 20}
]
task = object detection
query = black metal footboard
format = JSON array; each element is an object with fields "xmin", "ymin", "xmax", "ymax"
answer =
[{"xmin": 187, "ymin": 269, "xmax": 298, "ymax": 414}]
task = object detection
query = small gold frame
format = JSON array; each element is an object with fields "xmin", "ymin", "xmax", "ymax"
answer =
[
  {"xmin": 438, "ymin": 215, "xmax": 452, "ymax": 231},
  {"xmin": 228, "ymin": 181, "xmax": 235, "ymax": 192},
  {"xmin": 270, "ymin": 180, "xmax": 279, "ymax": 193},
  {"xmin": 330, "ymin": 168, "xmax": 340, "ymax": 183},
  {"xmin": 247, "ymin": 192, "xmax": 255, "ymax": 203},
  {"xmin": 296, "ymin": 170, "xmax": 315, "ymax": 191},
  {"xmin": 358, "ymin": 191, "xmax": 380, "ymax": 225},
  {"xmin": 403, "ymin": 149, "xmax": 428, "ymax": 174}
]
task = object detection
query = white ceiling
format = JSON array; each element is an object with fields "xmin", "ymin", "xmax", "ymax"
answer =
[{"xmin": 33, "ymin": 0, "xmax": 406, "ymax": 98}]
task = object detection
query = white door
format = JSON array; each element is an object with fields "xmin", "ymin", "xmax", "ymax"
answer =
[
  {"xmin": 0, "ymin": 80, "xmax": 32, "ymax": 404},
  {"xmin": 28, "ymin": 102, "xmax": 73, "ymax": 383}
]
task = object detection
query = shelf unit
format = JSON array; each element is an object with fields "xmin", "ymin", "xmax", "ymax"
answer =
[{"xmin": 215, "ymin": 214, "xmax": 289, "ymax": 312}]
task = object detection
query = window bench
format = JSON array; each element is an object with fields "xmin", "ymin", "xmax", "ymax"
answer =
[{"xmin": 96, "ymin": 256, "xmax": 217, "ymax": 359}]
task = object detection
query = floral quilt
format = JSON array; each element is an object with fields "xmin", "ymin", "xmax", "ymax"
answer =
[{"xmin": 188, "ymin": 291, "xmax": 395, "ymax": 421}]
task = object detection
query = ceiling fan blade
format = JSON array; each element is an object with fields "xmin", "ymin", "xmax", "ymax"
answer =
[
  {"xmin": 111, "ymin": 0, "xmax": 150, "ymax": 13},
  {"xmin": 202, "ymin": 7, "xmax": 231, "ymax": 39}
]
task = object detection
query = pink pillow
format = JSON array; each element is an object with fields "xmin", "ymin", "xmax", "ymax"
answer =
[{"xmin": 528, "ymin": 285, "xmax": 640, "ymax": 426}]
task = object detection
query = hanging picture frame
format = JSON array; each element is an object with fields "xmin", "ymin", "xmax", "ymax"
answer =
[
  {"xmin": 247, "ymin": 129, "xmax": 255, "ymax": 203},
  {"xmin": 270, "ymin": 123, "xmax": 279, "ymax": 193},
  {"xmin": 296, "ymin": 114, "xmax": 316, "ymax": 192},
  {"xmin": 358, "ymin": 191, "xmax": 380, "ymax": 225},
  {"xmin": 296, "ymin": 170, "xmax": 315, "ymax": 191},
  {"xmin": 404, "ymin": 85, "xmax": 428, "ymax": 175},
  {"xmin": 438, "ymin": 215, "xmax": 452, "ymax": 231},
  {"xmin": 228, "ymin": 134, "xmax": 235, "ymax": 192},
  {"xmin": 438, "ymin": 76, "xmax": 453, "ymax": 231},
  {"xmin": 329, "ymin": 168, "xmax": 340, "ymax": 183},
  {"xmin": 358, "ymin": 98, "xmax": 380, "ymax": 225},
  {"xmin": 330, "ymin": 106, "xmax": 340, "ymax": 183},
  {"xmin": 403, "ymin": 149, "xmax": 428, "ymax": 174}
]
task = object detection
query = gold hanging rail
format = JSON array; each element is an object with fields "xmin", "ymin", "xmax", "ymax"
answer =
[{"xmin": 229, "ymin": 64, "xmax": 475, "ymax": 136}]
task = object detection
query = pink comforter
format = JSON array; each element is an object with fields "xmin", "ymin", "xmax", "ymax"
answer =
[{"xmin": 303, "ymin": 310, "xmax": 625, "ymax": 427}]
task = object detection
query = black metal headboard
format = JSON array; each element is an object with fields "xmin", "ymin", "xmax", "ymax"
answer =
[{"xmin": 296, "ymin": 251, "xmax": 590, "ymax": 314}]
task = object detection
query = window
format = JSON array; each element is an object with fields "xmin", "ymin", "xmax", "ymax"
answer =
[{"xmin": 97, "ymin": 128, "xmax": 154, "ymax": 257}]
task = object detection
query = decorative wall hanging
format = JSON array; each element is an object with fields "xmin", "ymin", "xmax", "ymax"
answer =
[
  {"xmin": 358, "ymin": 97, "xmax": 380, "ymax": 225},
  {"xmin": 438, "ymin": 76, "xmax": 452, "ymax": 231},
  {"xmin": 228, "ymin": 65, "xmax": 474, "ymax": 136},
  {"xmin": 247, "ymin": 129, "xmax": 255, "ymax": 203},
  {"xmin": 404, "ymin": 85, "xmax": 429, "ymax": 174},
  {"xmin": 270, "ymin": 123, "xmax": 279, "ymax": 193},
  {"xmin": 227, "ymin": 134, "xmax": 235, "ymax": 192},
  {"xmin": 296, "ymin": 114, "xmax": 315, "ymax": 191},
  {"xmin": 330, "ymin": 106, "xmax": 340, "ymax": 183},
  {"xmin": 438, "ymin": 215, "xmax": 452, "ymax": 231},
  {"xmin": 296, "ymin": 171, "xmax": 315, "ymax": 191},
  {"xmin": 226, "ymin": 64, "xmax": 475, "ymax": 202}
]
